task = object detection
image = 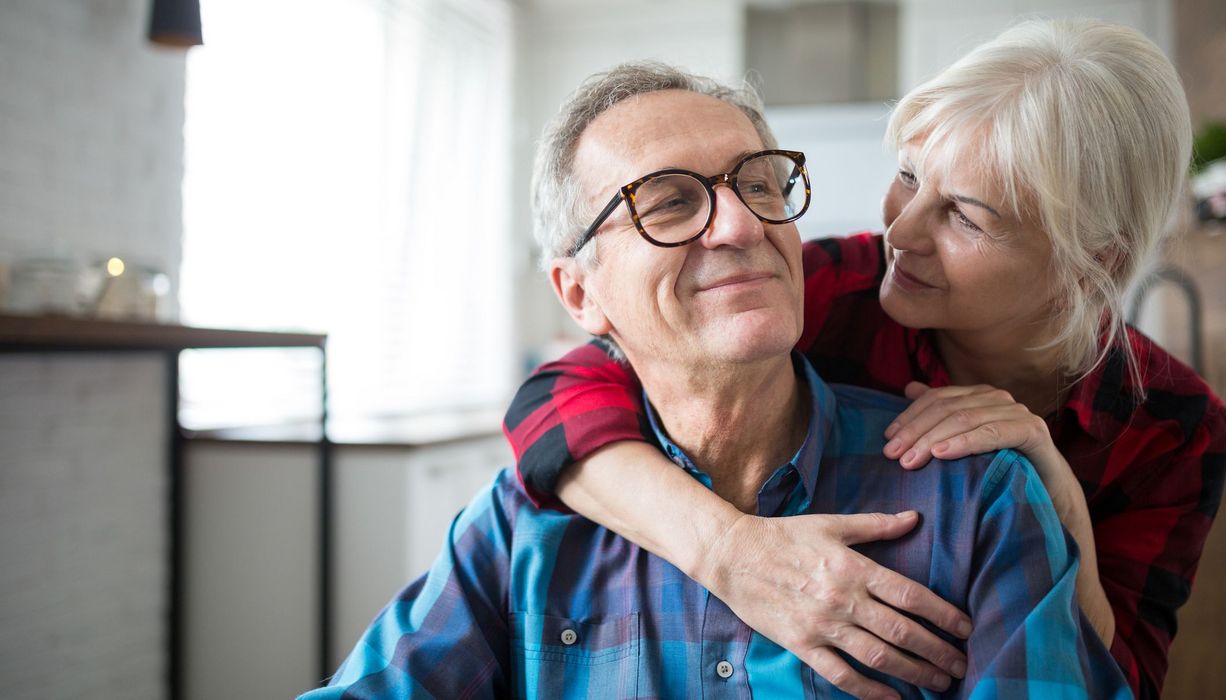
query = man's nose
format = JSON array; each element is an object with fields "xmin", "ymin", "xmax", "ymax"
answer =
[{"xmin": 699, "ymin": 185, "xmax": 765, "ymax": 250}]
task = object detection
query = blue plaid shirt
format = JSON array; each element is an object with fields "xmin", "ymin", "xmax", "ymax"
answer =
[{"xmin": 302, "ymin": 356, "xmax": 1131, "ymax": 699}]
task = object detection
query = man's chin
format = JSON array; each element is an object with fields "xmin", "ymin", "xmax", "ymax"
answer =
[{"xmin": 699, "ymin": 314, "xmax": 800, "ymax": 364}]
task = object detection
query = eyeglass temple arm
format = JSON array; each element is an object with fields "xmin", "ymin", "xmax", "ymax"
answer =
[
  {"xmin": 569, "ymin": 193, "xmax": 625, "ymax": 257},
  {"xmin": 782, "ymin": 165, "xmax": 802, "ymax": 198}
]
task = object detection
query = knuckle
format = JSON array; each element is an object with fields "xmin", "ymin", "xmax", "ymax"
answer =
[
  {"xmin": 952, "ymin": 408, "xmax": 976, "ymax": 427},
  {"xmin": 992, "ymin": 389, "xmax": 1014, "ymax": 404},
  {"xmin": 864, "ymin": 644, "xmax": 891, "ymax": 670},
  {"xmin": 979, "ymin": 422, "xmax": 1003, "ymax": 442},
  {"xmin": 824, "ymin": 665, "xmax": 852, "ymax": 688},
  {"xmin": 1031, "ymin": 414, "xmax": 1050, "ymax": 435},
  {"xmin": 813, "ymin": 619, "xmax": 843, "ymax": 642},
  {"xmin": 816, "ymin": 588, "xmax": 848, "ymax": 614},
  {"xmin": 893, "ymin": 583, "xmax": 919, "ymax": 609},
  {"xmin": 887, "ymin": 619, "xmax": 912, "ymax": 646},
  {"xmin": 867, "ymin": 512, "xmax": 894, "ymax": 530},
  {"xmin": 893, "ymin": 425, "xmax": 916, "ymax": 444},
  {"xmin": 777, "ymin": 628, "xmax": 807, "ymax": 649}
]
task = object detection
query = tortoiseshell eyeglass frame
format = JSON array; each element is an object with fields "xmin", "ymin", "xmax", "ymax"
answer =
[{"xmin": 567, "ymin": 149, "xmax": 811, "ymax": 257}]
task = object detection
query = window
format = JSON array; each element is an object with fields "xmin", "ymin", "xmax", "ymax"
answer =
[{"xmin": 180, "ymin": 0, "xmax": 515, "ymax": 429}]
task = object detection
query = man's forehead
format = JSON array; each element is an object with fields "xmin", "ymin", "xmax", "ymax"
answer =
[{"xmin": 574, "ymin": 90, "xmax": 764, "ymax": 194}]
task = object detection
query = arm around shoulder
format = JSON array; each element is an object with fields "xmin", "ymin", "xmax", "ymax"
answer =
[{"xmin": 502, "ymin": 340, "xmax": 651, "ymax": 508}]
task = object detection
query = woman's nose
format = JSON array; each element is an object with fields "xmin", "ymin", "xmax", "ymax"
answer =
[
  {"xmin": 700, "ymin": 185, "xmax": 765, "ymax": 250},
  {"xmin": 883, "ymin": 187, "xmax": 934, "ymax": 254}
]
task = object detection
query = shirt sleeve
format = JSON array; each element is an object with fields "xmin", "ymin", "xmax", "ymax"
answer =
[
  {"xmin": 297, "ymin": 471, "xmax": 520, "ymax": 700},
  {"xmin": 502, "ymin": 340, "xmax": 651, "ymax": 509},
  {"xmin": 1092, "ymin": 400, "xmax": 1226, "ymax": 699},
  {"xmin": 961, "ymin": 450, "xmax": 1133, "ymax": 699}
]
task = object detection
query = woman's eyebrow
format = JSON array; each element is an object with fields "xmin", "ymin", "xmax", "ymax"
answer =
[{"xmin": 951, "ymin": 194, "xmax": 1002, "ymax": 219}]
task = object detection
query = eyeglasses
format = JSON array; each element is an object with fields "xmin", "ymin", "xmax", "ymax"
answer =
[{"xmin": 568, "ymin": 149, "xmax": 810, "ymax": 257}]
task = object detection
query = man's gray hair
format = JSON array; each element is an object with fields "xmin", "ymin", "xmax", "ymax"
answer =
[{"xmin": 531, "ymin": 61, "xmax": 778, "ymax": 269}]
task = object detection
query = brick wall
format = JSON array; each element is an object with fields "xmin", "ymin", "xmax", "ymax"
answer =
[
  {"xmin": 0, "ymin": 1, "xmax": 187, "ymax": 698},
  {"xmin": 0, "ymin": 0, "xmax": 185, "ymax": 279},
  {"xmin": 0, "ymin": 356, "xmax": 168, "ymax": 699}
]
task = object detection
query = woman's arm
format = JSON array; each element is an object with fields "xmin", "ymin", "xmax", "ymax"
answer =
[{"xmin": 503, "ymin": 340, "xmax": 650, "ymax": 508}]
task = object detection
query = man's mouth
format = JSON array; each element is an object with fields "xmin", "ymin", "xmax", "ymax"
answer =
[{"xmin": 697, "ymin": 272, "xmax": 774, "ymax": 292}]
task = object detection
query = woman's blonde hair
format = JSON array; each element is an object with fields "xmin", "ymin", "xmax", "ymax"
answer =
[{"xmin": 886, "ymin": 18, "xmax": 1192, "ymax": 390}]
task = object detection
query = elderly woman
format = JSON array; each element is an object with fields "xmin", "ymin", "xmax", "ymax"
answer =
[{"xmin": 502, "ymin": 17, "xmax": 1224, "ymax": 700}]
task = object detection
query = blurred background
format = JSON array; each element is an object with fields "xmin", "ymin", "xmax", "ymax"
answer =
[{"xmin": 1, "ymin": 0, "xmax": 1223, "ymax": 698}]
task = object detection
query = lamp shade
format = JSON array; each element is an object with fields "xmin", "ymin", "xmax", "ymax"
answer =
[{"xmin": 149, "ymin": 0, "xmax": 203, "ymax": 48}]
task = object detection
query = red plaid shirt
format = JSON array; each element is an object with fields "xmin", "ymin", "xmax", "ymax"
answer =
[{"xmin": 503, "ymin": 232, "xmax": 1226, "ymax": 699}]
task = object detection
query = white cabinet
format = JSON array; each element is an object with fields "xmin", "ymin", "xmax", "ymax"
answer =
[{"xmin": 186, "ymin": 433, "xmax": 512, "ymax": 699}]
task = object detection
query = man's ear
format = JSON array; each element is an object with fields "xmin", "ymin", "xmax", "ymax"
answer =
[{"xmin": 549, "ymin": 258, "xmax": 613, "ymax": 336}]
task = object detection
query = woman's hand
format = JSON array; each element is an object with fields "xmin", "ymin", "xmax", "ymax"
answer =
[
  {"xmin": 880, "ymin": 381, "xmax": 1116, "ymax": 644},
  {"xmin": 882, "ymin": 382, "xmax": 1072, "ymax": 515},
  {"xmin": 696, "ymin": 511, "xmax": 972, "ymax": 700}
]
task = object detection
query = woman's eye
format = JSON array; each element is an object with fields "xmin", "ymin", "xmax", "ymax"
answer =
[
  {"xmin": 898, "ymin": 169, "xmax": 918, "ymax": 187},
  {"xmin": 952, "ymin": 208, "xmax": 983, "ymax": 232}
]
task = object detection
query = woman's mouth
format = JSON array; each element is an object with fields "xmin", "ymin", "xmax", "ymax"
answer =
[{"xmin": 889, "ymin": 262, "xmax": 938, "ymax": 292}]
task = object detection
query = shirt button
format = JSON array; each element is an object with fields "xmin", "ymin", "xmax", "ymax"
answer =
[
  {"xmin": 560, "ymin": 628, "xmax": 578, "ymax": 646},
  {"xmin": 716, "ymin": 660, "xmax": 734, "ymax": 679}
]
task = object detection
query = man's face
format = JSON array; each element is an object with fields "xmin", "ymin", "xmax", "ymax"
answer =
[{"xmin": 558, "ymin": 90, "xmax": 805, "ymax": 372}]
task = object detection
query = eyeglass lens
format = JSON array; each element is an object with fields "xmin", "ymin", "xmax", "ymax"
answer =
[{"xmin": 631, "ymin": 153, "xmax": 804, "ymax": 245}]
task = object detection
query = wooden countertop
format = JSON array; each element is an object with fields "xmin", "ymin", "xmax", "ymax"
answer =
[{"xmin": 0, "ymin": 312, "xmax": 326, "ymax": 351}]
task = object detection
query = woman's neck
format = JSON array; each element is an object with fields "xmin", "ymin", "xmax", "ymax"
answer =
[{"xmin": 934, "ymin": 327, "xmax": 1070, "ymax": 417}]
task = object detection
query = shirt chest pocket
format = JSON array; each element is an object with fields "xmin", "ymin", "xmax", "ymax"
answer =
[{"xmin": 510, "ymin": 612, "xmax": 640, "ymax": 699}]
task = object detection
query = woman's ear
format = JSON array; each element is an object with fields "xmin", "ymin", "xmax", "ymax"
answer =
[{"xmin": 549, "ymin": 258, "xmax": 613, "ymax": 336}]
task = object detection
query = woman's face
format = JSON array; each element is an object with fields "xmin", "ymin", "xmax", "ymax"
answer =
[{"xmin": 879, "ymin": 138, "xmax": 1059, "ymax": 340}]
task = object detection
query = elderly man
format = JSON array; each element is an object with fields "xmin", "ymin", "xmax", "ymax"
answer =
[{"xmin": 302, "ymin": 64, "xmax": 1129, "ymax": 699}]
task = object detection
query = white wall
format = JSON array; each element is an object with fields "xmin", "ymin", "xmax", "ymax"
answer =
[
  {"xmin": 898, "ymin": 0, "xmax": 1172, "ymax": 90},
  {"xmin": 511, "ymin": 0, "xmax": 747, "ymax": 364},
  {"xmin": 0, "ymin": 2, "xmax": 186, "ymax": 699},
  {"xmin": 767, "ymin": 102, "xmax": 898, "ymax": 239}
]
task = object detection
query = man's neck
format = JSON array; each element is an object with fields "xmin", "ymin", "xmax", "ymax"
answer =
[{"xmin": 635, "ymin": 354, "xmax": 809, "ymax": 514}]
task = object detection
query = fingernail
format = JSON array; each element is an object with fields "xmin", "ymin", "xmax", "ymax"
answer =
[
  {"xmin": 957, "ymin": 620, "xmax": 972, "ymax": 638},
  {"xmin": 895, "ymin": 510, "xmax": 917, "ymax": 519},
  {"xmin": 885, "ymin": 422, "xmax": 899, "ymax": 437},
  {"xmin": 932, "ymin": 441, "xmax": 948, "ymax": 453},
  {"xmin": 902, "ymin": 448, "xmax": 918, "ymax": 464},
  {"xmin": 932, "ymin": 673, "xmax": 951, "ymax": 690},
  {"xmin": 885, "ymin": 438, "xmax": 902, "ymax": 456},
  {"xmin": 952, "ymin": 660, "xmax": 967, "ymax": 678}
]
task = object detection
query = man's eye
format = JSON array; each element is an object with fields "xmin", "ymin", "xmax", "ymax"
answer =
[
  {"xmin": 642, "ymin": 197, "xmax": 685, "ymax": 214},
  {"xmin": 898, "ymin": 169, "xmax": 918, "ymax": 187},
  {"xmin": 739, "ymin": 177, "xmax": 779, "ymax": 197},
  {"xmin": 640, "ymin": 195, "xmax": 700, "ymax": 220}
]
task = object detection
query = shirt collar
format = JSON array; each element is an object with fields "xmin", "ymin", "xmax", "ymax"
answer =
[{"xmin": 641, "ymin": 352, "xmax": 837, "ymax": 512}]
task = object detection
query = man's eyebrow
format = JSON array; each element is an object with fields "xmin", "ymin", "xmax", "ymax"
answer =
[
  {"xmin": 951, "ymin": 194, "xmax": 1002, "ymax": 219},
  {"xmin": 728, "ymin": 149, "xmax": 759, "ymax": 169},
  {"xmin": 653, "ymin": 149, "xmax": 762, "ymax": 174}
]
